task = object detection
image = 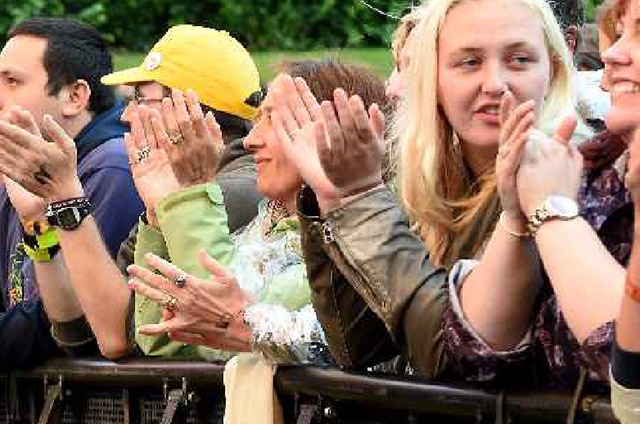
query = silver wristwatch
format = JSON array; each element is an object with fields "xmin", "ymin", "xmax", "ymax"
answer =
[{"xmin": 527, "ymin": 195, "xmax": 579, "ymax": 235}]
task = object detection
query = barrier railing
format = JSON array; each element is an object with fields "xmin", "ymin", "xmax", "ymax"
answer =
[{"xmin": 0, "ymin": 357, "xmax": 621, "ymax": 424}]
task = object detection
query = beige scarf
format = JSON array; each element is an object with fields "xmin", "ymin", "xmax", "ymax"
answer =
[{"xmin": 223, "ymin": 353, "xmax": 284, "ymax": 424}]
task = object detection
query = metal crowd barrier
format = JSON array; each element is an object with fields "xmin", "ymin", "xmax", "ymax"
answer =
[{"xmin": 0, "ymin": 357, "xmax": 621, "ymax": 424}]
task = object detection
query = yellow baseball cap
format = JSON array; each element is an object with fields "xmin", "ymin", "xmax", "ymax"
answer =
[{"xmin": 101, "ymin": 25, "xmax": 260, "ymax": 120}]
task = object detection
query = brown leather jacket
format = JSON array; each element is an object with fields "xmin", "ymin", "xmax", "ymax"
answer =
[{"xmin": 297, "ymin": 185, "xmax": 451, "ymax": 378}]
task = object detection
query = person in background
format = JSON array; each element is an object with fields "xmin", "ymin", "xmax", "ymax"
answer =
[{"xmin": 0, "ymin": 18, "xmax": 143, "ymax": 370}]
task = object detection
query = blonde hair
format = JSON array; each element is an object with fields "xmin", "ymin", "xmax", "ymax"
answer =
[
  {"xmin": 396, "ymin": 0, "xmax": 589, "ymax": 268},
  {"xmin": 596, "ymin": 0, "xmax": 619, "ymax": 50},
  {"xmin": 385, "ymin": 9, "xmax": 424, "ymax": 185},
  {"xmin": 391, "ymin": 9, "xmax": 423, "ymax": 67}
]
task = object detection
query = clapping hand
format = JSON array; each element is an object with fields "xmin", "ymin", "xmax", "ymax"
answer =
[
  {"xmin": 516, "ymin": 115, "xmax": 582, "ymax": 217},
  {"xmin": 270, "ymin": 75, "xmax": 341, "ymax": 211},
  {"xmin": 495, "ymin": 92, "xmax": 535, "ymax": 229},
  {"xmin": 272, "ymin": 74, "xmax": 386, "ymax": 214},
  {"xmin": 159, "ymin": 89, "xmax": 224, "ymax": 187},
  {"xmin": 0, "ymin": 107, "xmax": 82, "ymax": 213},
  {"xmin": 124, "ymin": 103, "xmax": 179, "ymax": 228}
]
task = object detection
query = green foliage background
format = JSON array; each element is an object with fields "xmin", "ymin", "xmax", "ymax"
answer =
[
  {"xmin": 0, "ymin": 0, "xmax": 607, "ymax": 52},
  {"xmin": 0, "ymin": 0, "xmax": 414, "ymax": 51}
]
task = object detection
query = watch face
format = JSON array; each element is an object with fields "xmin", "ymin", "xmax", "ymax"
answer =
[
  {"xmin": 546, "ymin": 195, "xmax": 579, "ymax": 218},
  {"xmin": 57, "ymin": 207, "xmax": 81, "ymax": 229}
]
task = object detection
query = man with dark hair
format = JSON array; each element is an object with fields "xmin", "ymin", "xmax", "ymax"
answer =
[
  {"xmin": 0, "ymin": 25, "xmax": 263, "ymax": 361},
  {"xmin": 8, "ymin": 18, "xmax": 116, "ymax": 116},
  {"xmin": 545, "ymin": 0, "xmax": 586, "ymax": 55},
  {"xmin": 0, "ymin": 18, "xmax": 143, "ymax": 370}
]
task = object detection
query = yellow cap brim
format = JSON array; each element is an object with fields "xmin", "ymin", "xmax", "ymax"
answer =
[{"xmin": 101, "ymin": 67, "xmax": 153, "ymax": 86}]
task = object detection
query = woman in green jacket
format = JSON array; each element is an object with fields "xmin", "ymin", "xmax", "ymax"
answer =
[{"xmin": 127, "ymin": 59, "xmax": 387, "ymax": 363}]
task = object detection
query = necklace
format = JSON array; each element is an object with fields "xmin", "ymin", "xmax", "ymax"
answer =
[{"xmin": 263, "ymin": 199, "xmax": 291, "ymax": 235}]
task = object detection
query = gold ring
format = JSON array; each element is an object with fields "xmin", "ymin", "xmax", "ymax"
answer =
[
  {"xmin": 168, "ymin": 132, "xmax": 184, "ymax": 145},
  {"xmin": 161, "ymin": 294, "xmax": 178, "ymax": 311}
]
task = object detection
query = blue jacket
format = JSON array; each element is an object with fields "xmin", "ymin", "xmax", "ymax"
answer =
[{"xmin": 0, "ymin": 101, "xmax": 144, "ymax": 371}]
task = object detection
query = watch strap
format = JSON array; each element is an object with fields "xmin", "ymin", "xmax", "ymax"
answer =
[
  {"xmin": 47, "ymin": 197, "xmax": 92, "ymax": 230},
  {"xmin": 526, "ymin": 206, "xmax": 550, "ymax": 236},
  {"xmin": 49, "ymin": 197, "xmax": 90, "ymax": 211},
  {"xmin": 526, "ymin": 196, "xmax": 579, "ymax": 236}
]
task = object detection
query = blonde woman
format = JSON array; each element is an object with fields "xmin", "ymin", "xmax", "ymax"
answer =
[
  {"xmin": 275, "ymin": 0, "xmax": 592, "ymax": 385},
  {"xmin": 454, "ymin": 0, "xmax": 640, "ymax": 391}
]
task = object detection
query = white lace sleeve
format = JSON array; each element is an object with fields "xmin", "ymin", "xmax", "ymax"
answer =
[{"xmin": 243, "ymin": 303, "xmax": 330, "ymax": 365}]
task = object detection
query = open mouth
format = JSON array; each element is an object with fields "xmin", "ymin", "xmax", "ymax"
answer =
[
  {"xmin": 474, "ymin": 105, "xmax": 500, "ymax": 123},
  {"xmin": 611, "ymin": 81, "xmax": 640, "ymax": 99}
]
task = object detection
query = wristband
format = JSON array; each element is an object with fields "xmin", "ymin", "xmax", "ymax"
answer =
[
  {"xmin": 24, "ymin": 243, "xmax": 61, "ymax": 262},
  {"xmin": 23, "ymin": 219, "xmax": 52, "ymax": 236},
  {"xmin": 625, "ymin": 273, "xmax": 640, "ymax": 304},
  {"xmin": 46, "ymin": 197, "xmax": 92, "ymax": 231},
  {"xmin": 23, "ymin": 227, "xmax": 60, "ymax": 262}
]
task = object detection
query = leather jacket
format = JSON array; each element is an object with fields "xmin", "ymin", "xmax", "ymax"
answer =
[{"xmin": 297, "ymin": 185, "xmax": 451, "ymax": 378}]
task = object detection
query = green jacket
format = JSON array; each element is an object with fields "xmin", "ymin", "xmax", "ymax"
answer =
[{"xmin": 134, "ymin": 183, "xmax": 311, "ymax": 360}]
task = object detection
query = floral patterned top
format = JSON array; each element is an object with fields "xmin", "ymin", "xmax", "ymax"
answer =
[{"xmin": 442, "ymin": 139, "xmax": 632, "ymax": 389}]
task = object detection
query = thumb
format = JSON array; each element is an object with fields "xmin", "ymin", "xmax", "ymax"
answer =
[
  {"xmin": 204, "ymin": 111, "xmax": 223, "ymax": 146},
  {"xmin": 12, "ymin": 109, "xmax": 42, "ymax": 137},
  {"xmin": 368, "ymin": 103, "xmax": 385, "ymax": 139},
  {"xmin": 199, "ymin": 249, "xmax": 233, "ymax": 284},
  {"xmin": 499, "ymin": 91, "xmax": 515, "ymax": 127},
  {"xmin": 553, "ymin": 116, "xmax": 577, "ymax": 147},
  {"xmin": 43, "ymin": 115, "xmax": 75, "ymax": 153}
]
